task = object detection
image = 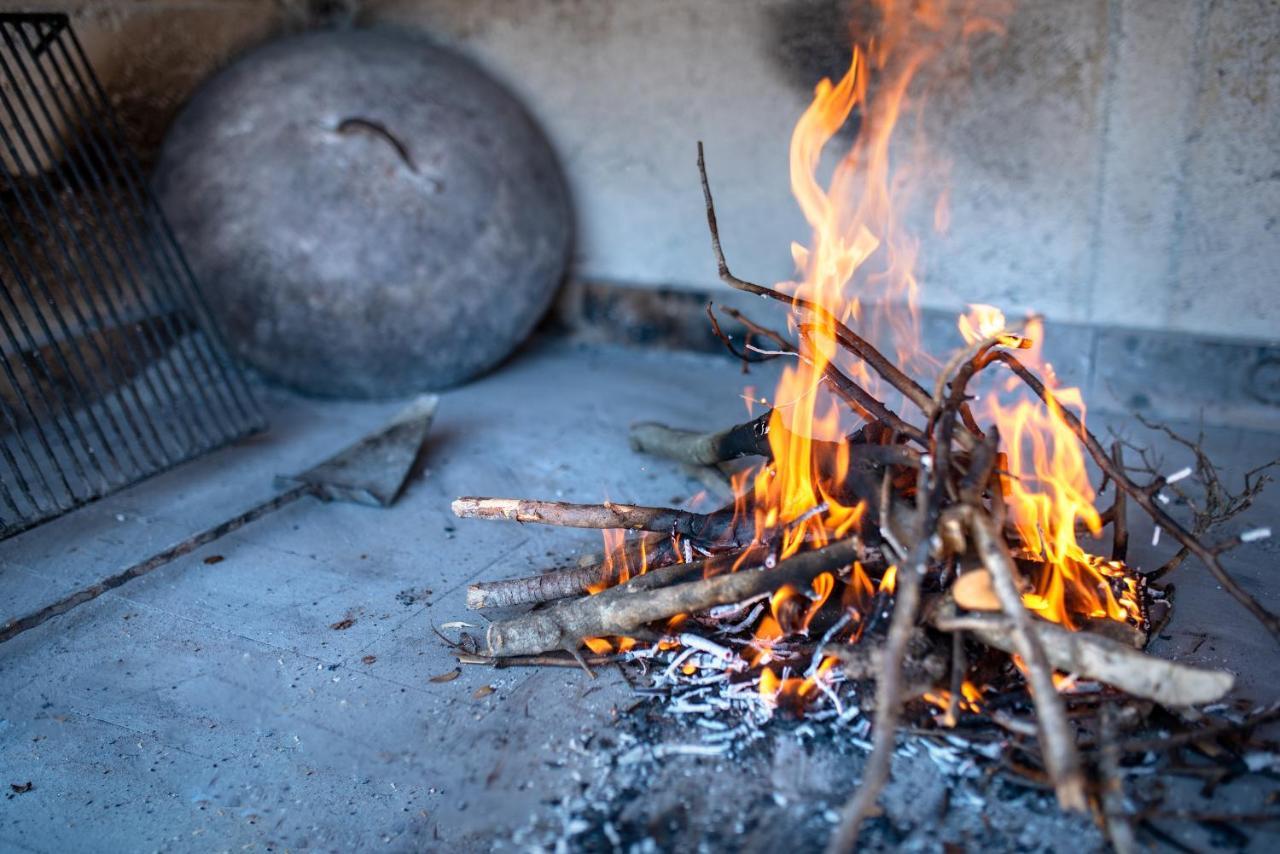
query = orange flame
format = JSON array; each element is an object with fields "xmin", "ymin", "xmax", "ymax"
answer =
[
  {"xmin": 759, "ymin": 656, "xmax": 839, "ymax": 714},
  {"xmin": 741, "ymin": 0, "xmax": 1022, "ymax": 567},
  {"xmin": 965, "ymin": 315, "xmax": 1143, "ymax": 628}
]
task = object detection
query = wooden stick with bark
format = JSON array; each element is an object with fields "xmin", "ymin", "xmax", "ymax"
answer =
[
  {"xmin": 466, "ymin": 533, "xmax": 673, "ymax": 609},
  {"xmin": 968, "ymin": 508, "xmax": 1087, "ymax": 811},
  {"xmin": 453, "ymin": 497, "xmax": 743, "ymax": 541},
  {"xmin": 483, "ymin": 539, "xmax": 858, "ymax": 657},
  {"xmin": 931, "ymin": 603, "xmax": 1234, "ymax": 706},
  {"xmin": 630, "ymin": 413, "xmax": 771, "ymax": 465}
]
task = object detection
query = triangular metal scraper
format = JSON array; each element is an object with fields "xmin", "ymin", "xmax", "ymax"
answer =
[{"xmin": 275, "ymin": 394, "xmax": 440, "ymax": 507}]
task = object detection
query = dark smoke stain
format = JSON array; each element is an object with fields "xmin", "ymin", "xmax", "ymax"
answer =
[{"xmin": 764, "ymin": 0, "xmax": 880, "ymax": 138}]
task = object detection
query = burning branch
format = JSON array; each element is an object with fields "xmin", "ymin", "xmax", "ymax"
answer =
[
  {"xmin": 968, "ymin": 507, "xmax": 1087, "ymax": 810},
  {"xmin": 697, "ymin": 141, "xmax": 968, "ymax": 448},
  {"xmin": 483, "ymin": 539, "xmax": 861, "ymax": 657},
  {"xmin": 465, "ymin": 532, "xmax": 673, "ymax": 609},
  {"xmin": 629, "ymin": 413, "xmax": 771, "ymax": 466}
]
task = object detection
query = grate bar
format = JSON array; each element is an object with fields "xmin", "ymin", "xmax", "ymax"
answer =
[
  {"xmin": 0, "ymin": 92, "xmax": 172, "ymax": 477},
  {"xmin": 58, "ymin": 22, "xmax": 261, "ymax": 431},
  {"xmin": 34, "ymin": 21, "xmax": 253, "ymax": 441},
  {"xmin": 3, "ymin": 22, "xmax": 212, "ymax": 457},
  {"xmin": 0, "ymin": 12, "xmax": 264, "ymax": 539}
]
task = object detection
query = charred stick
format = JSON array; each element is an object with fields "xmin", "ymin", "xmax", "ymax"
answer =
[
  {"xmin": 1099, "ymin": 705, "xmax": 1138, "ymax": 854},
  {"xmin": 707, "ymin": 302, "xmax": 924, "ymax": 443},
  {"xmin": 945, "ymin": 630, "xmax": 966, "ymax": 728},
  {"xmin": 1147, "ymin": 546, "xmax": 1191, "ymax": 582},
  {"xmin": 992, "ymin": 351, "xmax": 1280, "ymax": 643},
  {"xmin": 968, "ymin": 509, "xmax": 1087, "ymax": 811},
  {"xmin": 455, "ymin": 652, "xmax": 625, "ymax": 669},
  {"xmin": 630, "ymin": 413, "xmax": 771, "ymax": 466},
  {"xmin": 706, "ymin": 303, "xmax": 775, "ymax": 367},
  {"xmin": 720, "ymin": 305, "xmax": 791, "ymax": 350},
  {"xmin": 629, "ymin": 416, "xmax": 919, "ymax": 525},
  {"xmin": 452, "ymin": 497, "xmax": 743, "ymax": 541},
  {"xmin": 484, "ymin": 539, "xmax": 859, "ymax": 657},
  {"xmin": 1115, "ymin": 703, "xmax": 1280, "ymax": 756},
  {"xmin": 1111, "ymin": 442, "xmax": 1129, "ymax": 562}
]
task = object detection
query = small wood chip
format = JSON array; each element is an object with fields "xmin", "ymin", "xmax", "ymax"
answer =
[
  {"xmin": 361, "ymin": 655, "xmax": 377, "ymax": 665},
  {"xmin": 202, "ymin": 555, "xmax": 224, "ymax": 565},
  {"xmin": 330, "ymin": 618, "xmax": 356, "ymax": 631},
  {"xmin": 429, "ymin": 668, "xmax": 461, "ymax": 683},
  {"xmin": 952, "ymin": 569, "xmax": 1000, "ymax": 612},
  {"xmin": 473, "ymin": 684, "xmax": 495, "ymax": 699}
]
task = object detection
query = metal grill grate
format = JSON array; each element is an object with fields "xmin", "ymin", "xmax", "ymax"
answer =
[{"xmin": 0, "ymin": 12, "xmax": 264, "ymax": 540}]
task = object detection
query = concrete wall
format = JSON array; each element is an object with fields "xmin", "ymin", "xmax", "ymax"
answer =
[{"xmin": 11, "ymin": 0, "xmax": 1280, "ymax": 342}]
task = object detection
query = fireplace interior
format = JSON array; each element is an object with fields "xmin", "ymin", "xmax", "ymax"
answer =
[{"xmin": 1, "ymin": 2, "xmax": 1278, "ymax": 852}]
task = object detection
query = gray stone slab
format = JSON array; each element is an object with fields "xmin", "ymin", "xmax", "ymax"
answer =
[
  {"xmin": 2, "ymin": 339, "xmax": 1278, "ymax": 851},
  {"xmin": 0, "ymin": 392, "xmax": 402, "ymax": 630},
  {"xmin": 1092, "ymin": 327, "xmax": 1280, "ymax": 432},
  {"xmin": 1091, "ymin": 0, "xmax": 1203, "ymax": 329}
]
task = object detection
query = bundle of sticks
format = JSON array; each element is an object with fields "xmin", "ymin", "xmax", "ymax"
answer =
[{"xmin": 448, "ymin": 146, "xmax": 1279, "ymax": 851}]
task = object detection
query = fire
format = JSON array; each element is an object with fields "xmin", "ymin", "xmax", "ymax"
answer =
[
  {"xmin": 965, "ymin": 314, "xmax": 1144, "ymax": 629},
  {"xmin": 923, "ymin": 679, "xmax": 983, "ymax": 718},
  {"xmin": 587, "ymin": 527, "xmax": 654, "ymax": 595},
  {"xmin": 743, "ymin": 0, "xmax": 954, "ymax": 569},
  {"xmin": 575, "ymin": 0, "xmax": 1142, "ymax": 719},
  {"xmin": 759, "ymin": 656, "xmax": 839, "ymax": 713}
]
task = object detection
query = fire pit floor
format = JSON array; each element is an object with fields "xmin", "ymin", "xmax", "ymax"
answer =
[{"xmin": 1, "ymin": 337, "xmax": 1277, "ymax": 851}]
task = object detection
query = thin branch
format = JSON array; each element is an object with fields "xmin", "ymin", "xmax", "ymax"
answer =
[
  {"xmin": 1111, "ymin": 441, "xmax": 1129, "ymax": 562},
  {"xmin": 452, "ymin": 497, "xmax": 742, "ymax": 541},
  {"xmin": 827, "ymin": 449, "xmax": 940, "ymax": 850},
  {"xmin": 466, "ymin": 533, "xmax": 675, "ymax": 609}
]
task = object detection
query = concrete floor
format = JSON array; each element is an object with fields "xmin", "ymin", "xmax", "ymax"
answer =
[{"xmin": 1, "ymin": 337, "xmax": 1278, "ymax": 851}]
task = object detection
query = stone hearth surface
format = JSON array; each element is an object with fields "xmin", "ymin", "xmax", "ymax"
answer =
[{"xmin": 1, "ymin": 338, "xmax": 1277, "ymax": 851}]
